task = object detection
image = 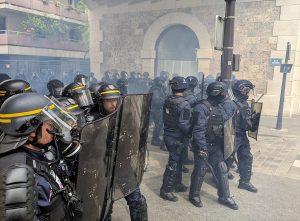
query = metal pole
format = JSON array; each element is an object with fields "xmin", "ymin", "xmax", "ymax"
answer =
[
  {"xmin": 221, "ymin": 0, "xmax": 236, "ymax": 86},
  {"xmin": 276, "ymin": 42, "xmax": 291, "ymax": 130}
]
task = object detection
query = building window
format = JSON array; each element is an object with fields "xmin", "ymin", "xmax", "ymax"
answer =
[
  {"xmin": 69, "ymin": 28, "xmax": 82, "ymax": 41},
  {"xmin": 0, "ymin": 16, "xmax": 6, "ymax": 34}
]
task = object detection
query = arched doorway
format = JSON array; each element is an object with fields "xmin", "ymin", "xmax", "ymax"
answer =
[{"xmin": 155, "ymin": 25, "xmax": 199, "ymax": 77}]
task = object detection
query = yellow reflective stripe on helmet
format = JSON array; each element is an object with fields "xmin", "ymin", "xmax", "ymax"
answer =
[
  {"xmin": 24, "ymin": 86, "xmax": 31, "ymax": 91},
  {"xmin": 100, "ymin": 90, "xmax": 120, "ymax": 95},
  {"xmin": 0, "ymin": 108, "xmax": 42, "ymax": 119},
  {"xmin": 0, "ymin": 118, "xmax": 11, "ymax": 123},
  {"xmin": 0, "ymin": 91, "xmax": 6, "ymax": 93},
  {"xmin": 72, "ymin": 85, "xmax": 85, "ymax": 91},
  {"xmin": 67, "ymin": 104, "xmax": 79, "ymax": 111},
  {"xmin": 0, "ymin": 94, "xmax": 6, "ymax": 96}
]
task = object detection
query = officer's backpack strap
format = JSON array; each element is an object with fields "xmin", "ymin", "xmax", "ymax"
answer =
[{"xmin": 0, "ymin": 152, "xmax": 37, "ymax": 221}]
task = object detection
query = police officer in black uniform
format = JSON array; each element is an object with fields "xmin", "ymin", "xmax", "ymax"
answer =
[
  {"xmin": 231, "ymin": 79, "xmax": 259, "ymax": 193},
  {"xmin": 160, "ymin": 76, "xmax": 192, "ymax": 202},
  {"xmin": 189, "ymin": 81, "xmax": 238, "ymax": 210},
  {"xmin": 142, "ymin": 72, "xmax": 152, "ymax": 92},
  {"xmin": 95, "ymin": 84, "xmax": 148, "ymax": 221},
  {"xmin": 149, "ymin": 77, "xmax": 167, "ymax": 148},
  {"xmin": 47, "ymin": 79, "xmax": 64, "ymax": 98},
  {"xmin": 181, "ymin": 76, "xmax": 199, "ymax": 169},
  {"xmin": 0, "ymin": 92, "xmax": 82, "ymax": 220}
]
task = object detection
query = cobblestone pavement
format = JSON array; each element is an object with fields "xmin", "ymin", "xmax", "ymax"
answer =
[{"xmin": 112, "ymin": 116, "xmax": 300, "ymax": 221}]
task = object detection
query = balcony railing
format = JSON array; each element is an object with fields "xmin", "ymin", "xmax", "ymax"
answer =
[
  {"xmin": 0, "ymin": 30, "xmax": 88, "ymax": 52},
  {"xmin": 0, "ymin": 0, "xmax": 87, "ymax": 22}
]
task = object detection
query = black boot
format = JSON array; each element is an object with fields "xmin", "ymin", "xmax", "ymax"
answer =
[
  {"xmin": 160, "ymin": 165, "xmax": 178, "ymax": 202},
  {"xmin": 218, "ymin": 197, "xmax": 238, "ymax": 210},
  {"xmin": 238, "ymin": 180, "xmax": 258, "ymax": 193},
  {"xmin": 214, "ymin": 162, "xmax": 239, "ymax": 210},
  {"xmin": 189, "ymin": 164, "xmax": 206, "ymax": 208},
  {"xmin": 129, "ymin": 196, "xmax": 148, "ymax": 221}
]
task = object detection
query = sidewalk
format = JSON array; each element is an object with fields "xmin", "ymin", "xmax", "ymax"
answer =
[{"xmin": 112, "ymin": 116, "xmax": 300, "ymax": 221}]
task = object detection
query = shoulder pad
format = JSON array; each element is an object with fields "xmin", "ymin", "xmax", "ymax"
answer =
[{"xmin": 0, "ymin": 164, "xmax": 37, "ymax": 221}]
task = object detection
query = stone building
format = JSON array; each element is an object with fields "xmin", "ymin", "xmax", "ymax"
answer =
[
  {"xmin": 85, "ymin": 0, "xmax": 300, "ymax": 117},
  {"xmin": 0, "ymin": 0, "xmax": 89, "ymax": 82}
]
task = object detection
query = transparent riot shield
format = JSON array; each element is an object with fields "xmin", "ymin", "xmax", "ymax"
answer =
[
  {"xmin": 224, "ymin": 116, "xmax": 236, "ymax": 160},
  {"xmin": 112, "ymin": 94, "xmax": 152, "ymax": 201},
  {"xmin": 248, "ymin": 101, "xmax": 263, "ymax": 140},
  {"xmin": 76, "ymin": 110, "xmax": 119, "ymax": 221}
]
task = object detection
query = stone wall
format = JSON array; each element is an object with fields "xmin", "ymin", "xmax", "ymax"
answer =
[{"xmin": 99, "ymin": 0, "xmax": 279, "ymax": 93}]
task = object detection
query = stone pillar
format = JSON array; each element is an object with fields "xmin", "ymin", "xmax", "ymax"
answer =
[
  {"xmin": 88, "ymin": 9, "xmax": 103, "ymax": 80},
  {"xmin": 263, "ymin": 0, "xmax": 300, "ymax": 117}
]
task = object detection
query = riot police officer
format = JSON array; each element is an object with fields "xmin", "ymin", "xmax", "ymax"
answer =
[
  {"xmin": 189, "ymin": 81, "xmax": 238, "ymax": 210},
  {"xmin": 128, "ymin": 72, "xmax": 137, "ymax": 94},
  {"xmin": 231, "ymin": 80, "xmax": 259, "ymax": 193},
  {"xmin": 96, "ymin": 84, "xmax": 148, "ymax": 221},
  {"xmin": 181, "ymin": 76, "xmax": 199, "ymax": 169},
  {"xmin": 0, "ymin": 79, "xmax": 32, "ymax": 106},
  {"xmin": 142, "ymin": 72, "xmax": 152, "ymax": 92},
  {"xmin": 0, "ymin": 92, "xmax": 82, "ymax": 220},
  {"xmin": 47, "ymin": 79, "xmax": 64, "ymax": 98},
  {"xmin": 149, "ymin": 77, "xmax": 167, "ymax": 148},
  {"xmin": 102, "ymin": 71, "xmax": 112, "ymax": 83},
  {"xmin": 160, "ymin": 77, "xmax": 192, "ymax": 202}
]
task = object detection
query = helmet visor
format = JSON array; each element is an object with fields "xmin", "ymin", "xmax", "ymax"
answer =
[{"xmin": 73, "ymin": 89, "xmax": 94, "ymax": 108}]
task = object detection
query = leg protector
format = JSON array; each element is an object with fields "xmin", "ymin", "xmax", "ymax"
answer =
[
  {"xmin": 237, "ymin": 145, "xmax": 253, "ymax": 182},
  {"xmin": 161, "ymin": 161, "xmax": 177, "ymax": 193},
  {"xmin": 126, "ymin": 191, "xmax": 148, "ymax": 221},
  {"xmin": 189, "ymin": 159, "xmax": 206, "ymax": 198},
  {"xmin": 213, "ymin": 161, "xmax": 230, "ymax": 198}
]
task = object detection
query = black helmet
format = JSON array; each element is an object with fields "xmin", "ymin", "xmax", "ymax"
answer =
[
  {"xmin": 169, "ymin": 76, "xmax": 189, "ymax": 92},
  {"xmin": 0, "ymin": 79, "xmax": 32, "ymax": 106},
  {"xmin": 0, "ymin": 73, "xmax": 11, "ymax": 83},
  {"xmin": 143, "ymin": 72, "xmax": 150, "ymax": 78},
  {"xmin": 136, "ymin": 72, "xmax": 142, "ymax": 78},
  {"xmin": 57, "ymin": 97, "xmax": 83, "ymax": 116},
  {"xmin": 160, "ymin": 71, "xmax": 170, "ymax": 82},
  {"xmin": 120, "ymin": 71, "xmax": 128, "ymax": 79},
  {"xmin": 232, "ymin": 80, "xmax": 254, "ymax": 99},
  {"xmin": 98, "ymin": 84, "xmax": 121, "ymax": 100},
  {"xmin": 0, "ymin": 93, "xmax": 49, "ymax": 137},
  {"xmin": 74, "ymin": 74, "xmax": 89, "ymax": 86},
  {"xmin": 47, "ymin": 79, "xmax": 64, "ymax": 98},
  {"xmin": 206, "ymin": 81, "xmax": 228, "ymax": 97},
  {"xmin": 89, "ymin": 82, "xmax": 106, "ymax": 103},
  {"xmin": 63, "ymin": 82, "xmax": 94, "ymax": 108},
  {"xmin": 186, "ymin": 76, "xmax": 199, "ymax": 90}
]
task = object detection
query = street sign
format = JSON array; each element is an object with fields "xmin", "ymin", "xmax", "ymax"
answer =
[
  {"xmin": 270, "ymin": 58, "xmax": 282, "ymax": 66},
  {"xmin": 280, "ymin": 64, "xmax": 293, "ymax": 73}
]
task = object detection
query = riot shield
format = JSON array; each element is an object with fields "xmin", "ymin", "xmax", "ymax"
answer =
[
  {"xmin": 248, "ymin": 101, "xmax": 263, "ymax": 140},
  {"xmin": 76, "ymin": 110, "xmax": 119, "ymax": 221},
  {"xmin": 224, "ymin": 116, "xmax": 236, "ymax": 160},
  {"xmin": 113, "ymin": 94, "xmax": 152, "ymax": 200}
]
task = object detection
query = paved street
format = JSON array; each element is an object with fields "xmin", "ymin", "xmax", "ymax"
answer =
[{"xmin": 112, "ymin": 116, "xmax": 300, "ymax": 221}]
